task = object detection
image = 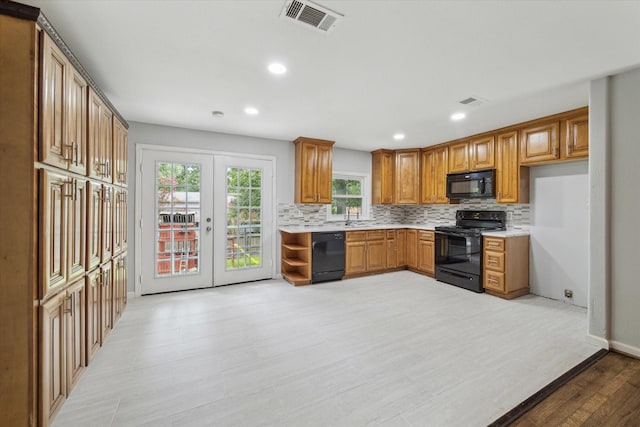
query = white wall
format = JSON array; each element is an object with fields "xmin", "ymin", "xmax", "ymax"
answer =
[
  {"xmin": 589, "ymin": 66, "xmax": 640, "ymax": 356},
  {"xmin": 529, "ymin": 161, "xmax": 588, "ymax": 307}
]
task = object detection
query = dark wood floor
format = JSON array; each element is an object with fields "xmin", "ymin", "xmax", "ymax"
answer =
[{"xmin": 511, "ymin": 351, "xmax": 640, "ymax": 426}]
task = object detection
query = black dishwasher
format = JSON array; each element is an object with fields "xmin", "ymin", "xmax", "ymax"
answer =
[{"xmin": 312, "ymin": 231, "xmax": 345, "ymax": 283}]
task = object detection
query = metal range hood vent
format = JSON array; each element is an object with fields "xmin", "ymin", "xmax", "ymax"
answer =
[{"xmin": 280, "ymin": 0, "xmax": 343, "ymax": 33}]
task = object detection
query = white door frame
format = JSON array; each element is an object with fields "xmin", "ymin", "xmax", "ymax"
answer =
[{"xmin": 134, "ymin": 144, "xmax": 277, "ymax": 296}]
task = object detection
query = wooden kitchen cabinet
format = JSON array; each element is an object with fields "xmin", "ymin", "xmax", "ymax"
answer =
[
  {"xmin": 394, "ymin": 149, "xmax": 420, "ymax": 204},
  {"xmin": 113, "ymin": 252, "xmax": 128, "ymax": 324},
  {"xmin": 88, "ymin": 88, "xmax": 113, "ymax": 182},
  {"xmin": 496, "ymin": 130, "xmax": 529, "ymax": 204},
  {"xmin": 40, "ymin": 33, "xmax": 87, "ymax": 175},
  {"xmin": 344, "ymin": 230, "xmax": 387, "ymax": 276},
  {"xmin": 113, "ymin": 116, "xmax": 128, "ymax": 185},
  {"xmin": 65, "ymin": 279, "xmax": 86, "ymax": 395},
  {"xmin": 86, "ymin": 180, "xmax": 103, "ymax": 271},
  {"xmin": 448, "ymin": 141, "xmax": 469, "ymax": 173},
  {"xmin": 371, "ymin": 149, "xmax": 394, "ymax": 204},
  {"xmin": 40, "ymin": 291, "xmax": 67, "ymax": 426},
  {"xmin": 100, "ymin": 262, "xmax": 114, "ymax": 344},
  {"xmin": 406, "ymin": 229, "xmax": 418, "ymax": 269},
  {"xmin": 469, "ymin": 135, "xmax": 495, "ymax": 170},
  {"xmin": 67, "ymin": 178, "xmax": 87, "ymax": 285},
  {"xmin": 281, "ymin": 231, "xmax": 312, "ymax": 285},
  {"xmin": 113, "ymin": 187, "xmax": 127, "ymax": 255},
  {"xmin": 519, "ymin": 121, "xmax": 560, "ymax": 164},
  {"xmin": 416, "ymin": 231, "xmax": 435, "ymax": 276},
  {"xmin": 421, "ymin": 146, "xmax": 451, "ymax": 204},
  {"xmin": 86, "ymin": 270, "xmax": 101, "ymax": 363},
  {"xmin": 101, "ymin": 185, "xmax": 114, "ymax": 263},
  {"xmin": 396, "ymin": 229, "xmax": 407, "ymax": 267},
  {"xmin": 293, "ymin": 137, "xmax": 334, "ymax": 204},
  {"xmin": 386, "ymin": 230, "xmax": 397, "ymax": 269},
  {"xmin": 563, "ymin": 110, "xmax": 589, "ymax": 159},
  {"xmin": 483, "ymin": 235, "xmax": 530, "ymax": 299}
]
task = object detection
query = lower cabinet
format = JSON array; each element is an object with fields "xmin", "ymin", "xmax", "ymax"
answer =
[
  {"xmin": 406, "ymin": 229, "xmax": 418, "ymax": 269},
  {"xmin": 483, "ymin": 235, "xmax": 530, "ymax": 299},
  {"xmin": 100, "ymin": 262, "xmax": 114, "ymax": 344},
  {"xmin": 416, "ymin": 231, "xmax": 435, "ymax": 276},
  {"xmin": 113, "ymin": 252, "xmax": 128, "ymax": 325},
  {"xmin": 396, "ymin": 229, "xmax": 407, "ymax": 267},
  {"xmin": 40, "ymin": 278, "xmax": 86, "ymax": 427},
  {"xmin": 344, "ymin": 230, "xmax": 387, "ymax": 276},
  {"xmin": 386, "ymin": 230, "xmax": 397, "ymax": 269},
  {"xmin": 86, "ymin": 269, "xmax": 101, "ymax": 363}
]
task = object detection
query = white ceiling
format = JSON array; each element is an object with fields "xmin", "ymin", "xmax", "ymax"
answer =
[{"xmin": 22, "ymin": 0, "xmax": 640, "ymax": 151}]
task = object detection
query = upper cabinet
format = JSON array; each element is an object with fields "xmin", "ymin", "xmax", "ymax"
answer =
[
  {"xmin": 421, "ymin": 146, "xmax": 450, "ymax": 204},
  {"xmin": 293, "ymin": 137, "xmax": 334, "ymax": 204},
  {"xmin": 469, "ymin": 135, "xmax": 495, "ymax": 170},
  {"xmin": 448, "ymin": 141, "xmax": 469, "ymax": 173},
  {"xmin": 519, "ymin": 121, "xmax": 560, "ymax": 164},
  {"xmin": 371, "ymin": 149, "xmax": 394, "ymax": 205},
  {"xmin": 88, "ymin": 89, "xmax": 113, "ymax": 182},
  {"xmin": 393, "ymin": 149, "xmax": 420, "ymax": 204},
  {"xmin": 563, "ymin": 110, "xmax": 589, "ymax": 159},
  {"xmin": 113, "ymin": 117, "xmax": 128, "ymax": 186},
  {"xmin": 496, "ymin": 130, "xmax": 529, "ymax": 204},
  {"xmin": 40, "ymin": 33, "xmax": 87, "ymax": 174}
]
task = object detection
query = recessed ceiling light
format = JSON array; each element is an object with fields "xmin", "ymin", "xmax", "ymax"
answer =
[
  {"xmin": 211, "ymin": 110, "xmax": 224, "ymax": 118},
  {"xmin": 268, "ymin": 63, "xmax": 287, "ymax": 75},
  {"xmin": 450, "ymin": 112, "xmax": 466, "ymax": 121},
  {"xmin": 393, "ymin": 133, "xmax": 405, "ymax": 141},
  {"xmin": 244, "ymin": 107, "xmax": 259, "ymax": 115}
]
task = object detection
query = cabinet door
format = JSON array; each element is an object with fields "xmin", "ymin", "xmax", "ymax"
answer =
[
  {"xmin": 470, "ymin": 135, "xmax": 495, "ymax": 170},
  {"xmin": 40, "ymin": 170, "xmax": 68, "ymax": 299},
  {"xmin": 101, "ymin": 186, "xmax": 113, "ymax": 263},
  {"xmin": 417, "ymin": 240, "xmax": 435, "ymax": 275},
  {"xmin": 396, "ymin": 229, "xmax": 407, "ymax": 267},
  {"xmin": 40, "ymin": 293, "xmax": 67, "ymax": 423},
  {"xmin": 420, "ymin": 149, "xmax": 435, "ymax": 204},
  {"xmin": 345, "ymin": 241, "xmax": 367, "ymax": 275},
  {"xmin": 86, "ymin": 181, "xmax": 102, "ymax": 271},
  {"xmin": 372, "ymin": 150, "xmax": 394, "ymax": 205},
  {"xmin": 113, "ymin": 252, "xmax": 128, "ymax": 324},
  {"xmin": 367, "ymin": 240, "xmax": 387, "ymax": 272},
  {"xmin": 67, "ymin": 179, "xmax": 86, "ymax": 283},
  {"xmin": 564, "ymin": 114, "xmax": 589, "ymax": 159},
  {"xmin": 496, "ymin": 131, "xmax": 522, "ymax": 203},
  {"xmin": 448, "ymin": 141, "xmax": 469, "ymax": 173},
  {"xmin": 100, "ymin": 106, "xmax": 114, "ymax": 183},
  {"xmin": 66, "ymin": 279, "xmax": 86, "ymax": 394},
  {"xmin": 520, "ymin": 121, "xmax": 560, "ymax": 164},
  {"xmin": 66, "ymin": 65, "xmax": 87, "ymax": 175},
  {"xmin": 87, "ymin": 90, "xmax": 103, "ymax": 180},
  {"xmin": 40, "ymin": 33, "xmax": 69, "ymax": 170},
  {"xmin": 100, "ymin": 263, "xmax": 114, "ymax": 343},
  {"xmin": 316, "ymin": 143, "xmax": 333, "ymax": 204},
  {"xmin": 394, "ymin": 150, "xmax": 420, "ymax": 204},
  {"xmin": 433, "ymin": 146, "xmax": 449, "ymax": 203},
  {"xmin": 386, "ymin": 237, "xmax": 397, "ymax": 269},
  {"xmin": 113, "ymin": 188, "xmax": 126, "ymax": 255},
  {"xmin": 297, "ymin": 142, "xmax": 318, "ymax": 203},
  {"xmin": 406, "ymin": 229, "xmax": 418, "ymax": 269},
  {"xmin": 86, "ymin": 271, "xmax": 101, "ymax": 363},
  {"xmin": 113, "ymin": 117, "xmax": 128, "ymax": 185}
]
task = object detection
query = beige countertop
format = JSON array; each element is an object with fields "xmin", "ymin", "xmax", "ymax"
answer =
[{"xmin": 279, "ymin": 223, "xmax": 530, "ymax": 237}]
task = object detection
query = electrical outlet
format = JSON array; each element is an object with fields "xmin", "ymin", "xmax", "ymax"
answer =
[{"xmin": 564, "ymin": 289, "xmax": 573, "ymax": 298}]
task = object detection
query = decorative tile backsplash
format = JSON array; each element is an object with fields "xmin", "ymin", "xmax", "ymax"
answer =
[{"xmin": 278, "ymin": 200, "xmax": 530, "ymax": 229}]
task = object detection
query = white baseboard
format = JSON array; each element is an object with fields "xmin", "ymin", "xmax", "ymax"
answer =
[
  {"xmin": 586, "ymin": 333, "xmax": 609, "ymax": 349},
  {"xmin": 127, "ymin": 291, "xmax": 136, "ymax": 299},
  {"xmin": 610, "ymin": 340, "xmax": 640, "ymax": 359}
]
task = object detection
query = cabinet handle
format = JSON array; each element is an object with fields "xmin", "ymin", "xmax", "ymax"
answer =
[
  {"xmin": 554, "ymin": 147, "xmax": 559, "ymax": 157},
  {"xmin": 64, "ymin": 294, "xmax": 73, "ymax": 314},
  {"xmin": 63, "ymin": 144, "xmax": 74, "ymax": 161},
  {"xmin": 488, "ymin": 260, "xmax": 498, "ymax": 265}
]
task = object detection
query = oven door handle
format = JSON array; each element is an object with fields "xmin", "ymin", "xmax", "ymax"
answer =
[{"xmin": 444, "ymin": 270, "xmax": 475, "ymax": 280}]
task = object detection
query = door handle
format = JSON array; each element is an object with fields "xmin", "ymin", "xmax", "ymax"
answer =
[{"xmin": 206, "ymin": 226, "xmax": 212, "ymax": 232}]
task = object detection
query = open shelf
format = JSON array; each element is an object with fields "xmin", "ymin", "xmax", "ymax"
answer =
[{"xmin": 280, "ymin": 231, "xmax": 311, "ymax": 286}]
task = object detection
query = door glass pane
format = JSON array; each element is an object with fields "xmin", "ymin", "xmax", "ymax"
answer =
[
  {"xmin": 155, "ymin": 161, "xmax": 201, "ymax": 277},
  {"xmin": 226, "ymin": 167, "xmax": 262, "ymax": 270}
]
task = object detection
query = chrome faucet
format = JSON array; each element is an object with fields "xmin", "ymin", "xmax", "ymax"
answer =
[{"xmin": 345, "ymin": 209, "xmax": 352, "ymax": 226}]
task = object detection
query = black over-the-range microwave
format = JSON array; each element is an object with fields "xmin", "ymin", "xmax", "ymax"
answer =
[{"xmin": 446, "ymin": 169, "xmax": 495, "ymax": 199}]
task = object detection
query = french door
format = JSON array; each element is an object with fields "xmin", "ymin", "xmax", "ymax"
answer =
[
  {"xmin": 140, "ymin": 150, "xmax": 214, "ymax": 294},
  {"xmin": 213, "ymin": 156, "xmax": 274, "ymax": 286}
]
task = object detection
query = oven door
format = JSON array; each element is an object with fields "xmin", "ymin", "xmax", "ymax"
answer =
[{"xmin": 435, "ymin": 231, "xmax": 482, "ymax": 275}]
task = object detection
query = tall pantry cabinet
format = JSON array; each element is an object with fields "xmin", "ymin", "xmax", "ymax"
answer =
[{"xmin": 0, "ymin": 3, "xmax": 129, "ymax": 427}]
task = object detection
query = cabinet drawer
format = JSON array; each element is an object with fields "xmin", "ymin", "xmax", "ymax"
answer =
[
  {"xmin": 346, "ymin": 231, "xmax": 366, "ymax": 242},
  {"xmin": 484, "ymin": 270, "xmax": 505, "ymax": 292},
  {"xmin": 484, "ymin": 237, "xmax": 505, "ymax": 251},
  {"xmin": 366, "ymin": 230, "xmax": 385, "ymax": 240},
  {"xmin": 484, "ymin": 250, "xmax": 505, "ymax": 272},
  {"xmin": 386, "ymin": 230, "xmax": 396, "ymax": 239},
  {"xmin": 418, "ymin": 230, "xmax": 435, "ymax": 241}
]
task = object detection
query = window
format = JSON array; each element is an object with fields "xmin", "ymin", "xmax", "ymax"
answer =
[{"xmin": 327, "ymin": 172, "xmax": 370, "ymax": 221}]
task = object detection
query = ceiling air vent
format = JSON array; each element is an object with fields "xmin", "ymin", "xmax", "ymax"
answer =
[
  {"xmin": 280, "ymin": 0, "xmax": 343, "ymax": 33},
  {"xmin": 458, "ymin": 96, "xmax": 488, "ymax": 107}
]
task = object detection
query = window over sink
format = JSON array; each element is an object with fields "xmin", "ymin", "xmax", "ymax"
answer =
[{"xmin": 327, "ymin": 172, "xmax": 370, "ymax": 222}]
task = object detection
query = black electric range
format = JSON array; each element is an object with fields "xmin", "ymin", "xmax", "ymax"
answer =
[{"xmin": 434, "ymin": 210, "xmax": 506, "ymax": 292}]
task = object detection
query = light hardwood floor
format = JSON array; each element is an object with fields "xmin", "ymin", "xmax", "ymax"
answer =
[{"xmin": 52, "ymin": 271, "xmax": 599, "ymax": 427}]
